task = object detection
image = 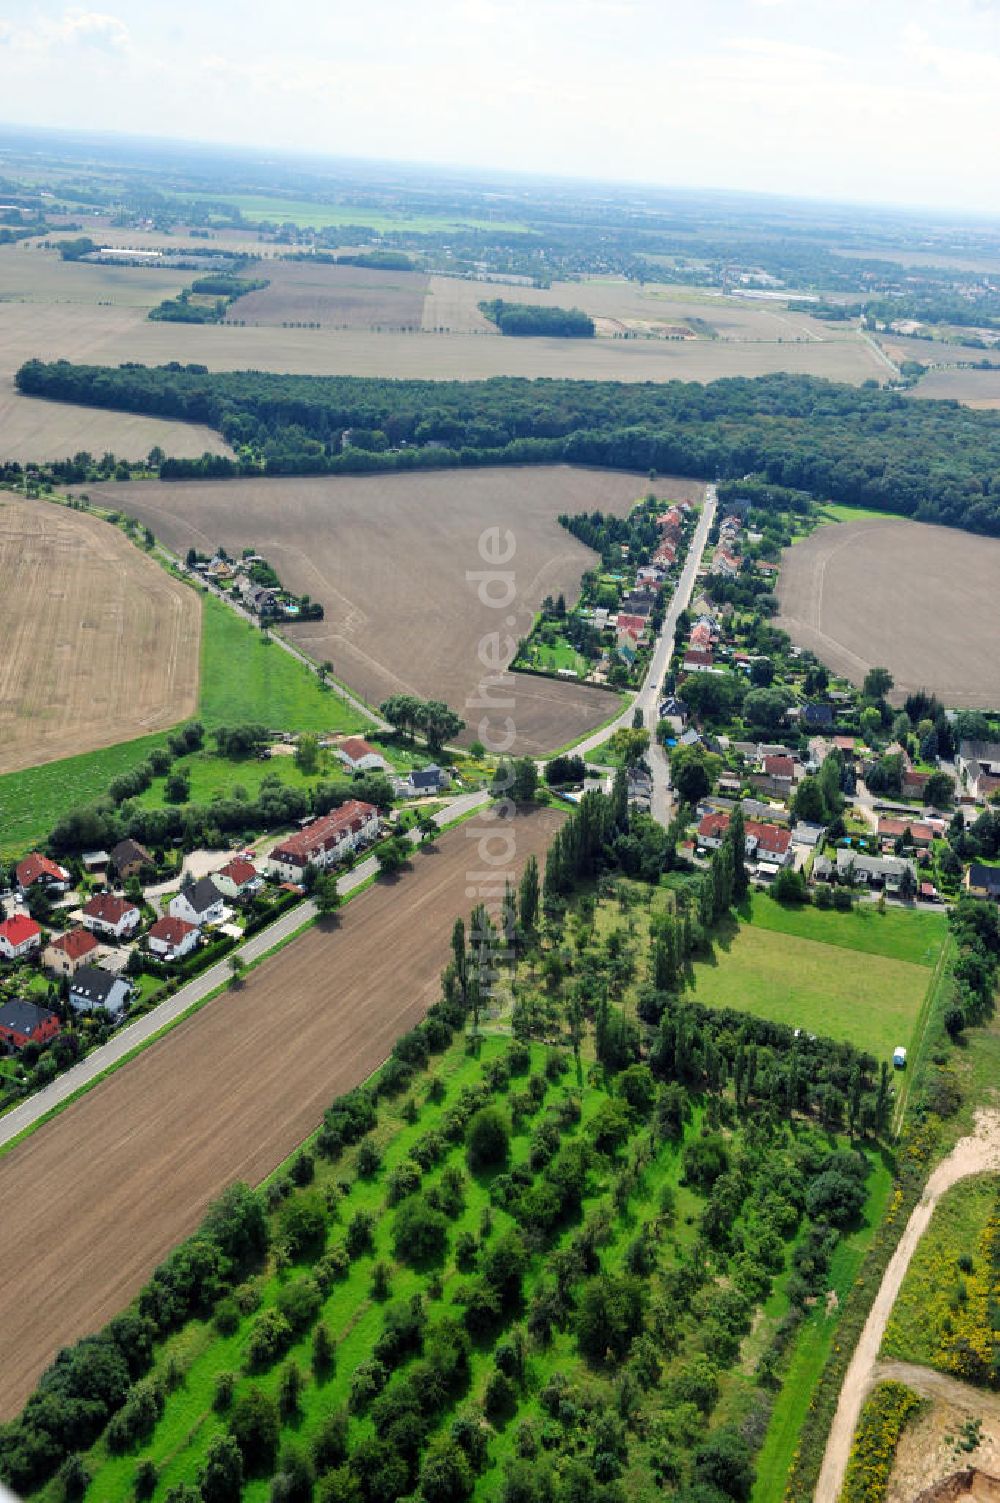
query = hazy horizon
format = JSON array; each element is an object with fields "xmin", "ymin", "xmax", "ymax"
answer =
[{"xmin": 2, "ymin": 0, "xmax": 1000, "ymax": 216}]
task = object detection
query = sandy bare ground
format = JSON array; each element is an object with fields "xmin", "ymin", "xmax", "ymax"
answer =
[
  {"xmin": 815, "ymin": 1110, "xmax": 1000, "ymax": 1503},
  {"xmin": 0, "ymin": 497, "xmax": 201, "ymax": 774},
  {"xmin": 0, "ymin": 806, "xmax": 563, "ymax": 1418},
  {"xmin": 880, "ymin": 1361, "xmax": 1000, "ymax": 1502},
  {"xmin": 775, "ymin": 516, "xmax": 1000, "ymax": 709},
  {"xmin": 83, "ymin": 466, "xmax": 690, "ymax": 755}
]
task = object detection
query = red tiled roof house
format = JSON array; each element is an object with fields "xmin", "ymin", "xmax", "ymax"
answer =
[
  {"xmin": 268, "ymin": 801, "xmax": 380, "ymax": 882},
  {"xmin": 0, "ymin": 914, "xmax": 43, "ymax": 961},
  {"xmin": 44, "ymin": 928, "xmax": 100, "ymax": 977},
  {"xmin": 81, "ymin": 893, "xmax": 142, "ymax": 941}
]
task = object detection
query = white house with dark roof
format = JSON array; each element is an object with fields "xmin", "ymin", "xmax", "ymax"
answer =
[
  {"xmin": 68, "ymin": 965, "xmax": 133, "ymax": 1018},
  {"xmin": 169, "ymin": 876, "xmax": 227, "ymax": 928}
]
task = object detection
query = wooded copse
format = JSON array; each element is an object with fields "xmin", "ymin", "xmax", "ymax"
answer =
[
  {"xmin": 15, "ymin": 363, "xmax": 1000, "ymax": 535},
  {"xmin": 478, "ymin": 300, "xmax": 596, "ymax": 337}
]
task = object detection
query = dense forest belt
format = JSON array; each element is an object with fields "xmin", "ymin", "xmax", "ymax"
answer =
[{"xmin": 15, "ymin": 362, "xmax": 1000, "ymax": 536}]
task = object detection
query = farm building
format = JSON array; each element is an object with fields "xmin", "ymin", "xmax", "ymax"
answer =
[
  {"xmin": 169, "ymin": 877, "xmax": 226, "ymax": 928},
  {"xmin": 81, "ymin": 893, "xmax": 142, "ymax": 941},
  {"xmin": 268, "ymin": 801, "xmax": 380, "ymax": 881},
  {"xmin": 68, "ymin": 966, "xmax": 133, "ymax": 1018},
  {"xmin": 0, "ymin": 914, "xmax": 42, "ymax": 961},
  {"xmin": 147, "ymin": 916, "xmax": 200, "ymax": 961},
  {"xmin": 0, "ymin": 999, "xmax": 60, "ymax": 1051},
  {"xmin": 336, "ymin": 737, "xmax": 390, "ymax": 774},
  {"xmin": 44, "ymin": 928, "xmax": 100, "ymax": 977},
  {"xmin": 15, "ymin": 853, "xmax": 71, "ymax": 895},
  {"xmin": 213, "ymin": 857, "xmax": 263, "ymax": 902}
]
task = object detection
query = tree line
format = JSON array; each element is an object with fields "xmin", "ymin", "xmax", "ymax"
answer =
[{"xmin": 17, "ymin": 362, "xmax": 1000, "ymax": 536}]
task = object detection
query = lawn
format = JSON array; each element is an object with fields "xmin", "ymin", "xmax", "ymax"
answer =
[
  {"xmin": 0, "ymin": 732, "xmax": 170, "ymax": 861},
  {"xmin": 198, "ymin": 594, "xmax": 368, "ymax": 735},
  {"xmin": 690, "ymin": 921, "xmax": 934, "ymax": 1063},
  {"xmin": 746, "ymin": 892, "xmax": 947, "ymax": 967},
  {"xmin": 881, "ymin": 1174, "xmax": 1000, "ymax": 1370}
]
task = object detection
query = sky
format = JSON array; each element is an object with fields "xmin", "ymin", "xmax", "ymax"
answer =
[{"xmin": 2, "ymin": 0, "xmax": 1000, "ymax": 214}]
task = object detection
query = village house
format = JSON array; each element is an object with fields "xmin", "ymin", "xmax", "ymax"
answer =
[
  {"xmin": 336, "ymin": 737, "xmax": 390, "ymax": 774},
  {"xmin": 44, "ymin": 927, "xmax": 100, "ymax": 977},
  {"xmin": 0, "ymin": 913, "xmax": 42, "ymax": 961},
  {"xmin": 615, "ymin": 612, "xmax": 648, "ymax": 641},
  {"xmin": 659, "ymin": 696, "xmax": 688, "ymax": 731},
  {"xmin": 68, "ymin": 965, "xmax": 133, "ymax": 1018},
  {"xmin": 762, "ymin": 754, "xmax": 796, "ymax": 784},
  {"xmin": 147, "ymin": 915, "xmax": 201, "ymax": 961},
  {"xmin": 407, "ymin": 766, "xmax": 448, "ymax": 796},
  {"xmin": 682, "ymin": 646, "xmax": 714, "ymax": 673},
  {"xmin": 711, "ymin": 549, "xmax": 741, "ymax": 579},
  {"xmin": 877, "ymin": 817, "xmax": 935, "ymax": 848},
  {"xmin": 900, "ymin": 769, "xmax": 933, "ymax": 801},
  {"xmin": 799, "ymin": 702, "xmax": 834, "ymax": 732},
  {"xmin": 0, "ymin": 999, "xmax": 60, "ymax": 1051},
  {"xmin": 110, "ymin": 838, "xmax": 153, "ymax": 881},
  {"xmin": 965, "ymin": 864, "xmax": 1000, "ymax": 901},
  {"xmin": 824, "ymin": 850, "xmax": 917, "ymax": 894},
  {"xmin": 268, "ymin": 800, "xmax": 380, "ymax": 882},
  {"xmin": 956, "ymin": 740, "xmax": 1000, "ymax": 801},
  {"xmin": 169, "ymin": 877, "xmax": 227, "ymax": 928},
  {"xmin": 695, "ymin": 811, "xmax": 792, "ymax": 867},
  {"xmin": 81, "ymin": 892, "xmax": 142, "ymax": 941},
  {"xmin": 15, "ymin": 853, "xmax": 71, "ymax": 896},
  {"xmin": 213, "ymin": 857, "xmax": 263, "ymax": 902}
]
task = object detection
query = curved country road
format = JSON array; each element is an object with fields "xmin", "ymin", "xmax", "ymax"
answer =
[{"xmin": 815, "ymin": 1110, "xmax": 1000, "ymax": 1502}]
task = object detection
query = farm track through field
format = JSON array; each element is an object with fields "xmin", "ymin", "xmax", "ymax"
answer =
[{"xmin": 0, "ymin": 807, "xmax": 563, "ymax": 1418}]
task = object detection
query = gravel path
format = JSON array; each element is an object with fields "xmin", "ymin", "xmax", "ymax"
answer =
[{"xmin": 815, "ymin": 1110, "xmax": 1000, "ymax": 1502}]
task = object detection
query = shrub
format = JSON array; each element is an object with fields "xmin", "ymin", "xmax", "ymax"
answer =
[
  {"xmin": 466, "ymin": 1106, "xmax": 511, "ymax": 1171},
  {"xmin": 345, "ymin": 1209, "xmax": 375, "ymax": 1257},
  {"xmin": 246, "ymin": 1309, "xmax": 293, "ymax": 1372},
  {"xmin": 277, "ymin": 1276, "xmax": 322, "ymax": 1333},
  {"xmin": 229, "ymin": 1386, "xmax": 280, "ymax": 1476},
  {"xmin": 279, "ymin": 1191, "xmax": 327, "ymax": 1259},
  {"xmin": 840, "ymin": 1382, "xmax": 921, "ymax": 1503},
  {"xmin": 213, "ymin": 1371, "xmax": 236, "ymax": 1412},
  {"xmin": 392, "ymin": 1192, "xmax": 451, "ymax": 1267},
  {"xmin": 213, "ymin": 1296, "xmax": 240, "ymax": 1336},
  {"xmin": 199, "ymin": 1433, "xmax": 244, "ymax": 1503}
]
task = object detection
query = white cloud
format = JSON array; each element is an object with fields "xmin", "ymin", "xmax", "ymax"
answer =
[{"xmin": 0, "ymin": 7, "xmax": 130, "ymax": 53}]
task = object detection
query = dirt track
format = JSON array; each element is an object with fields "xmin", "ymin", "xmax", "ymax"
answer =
[
  {"xmin": 776, "ymin": 516, "xmax": 1000, "ymax": 709},
  {"xmin": 0, "ymin": 807, "xmax": 562, "ymax": 1418},
  {"xmin": 815, "ymin": 1110, "xmax": 1000, "ymax": 1503},
  {"xmin": 0, "ymin": 496, "xmax": 201, "ymax": 773}
]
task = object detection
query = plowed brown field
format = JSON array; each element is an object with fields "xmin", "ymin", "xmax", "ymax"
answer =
[
  {"xmin": 0, "ymin": 497, "xmax": 201, "ymax": 773},
  {"xmin": 776, "ymin": 515, "xmax": 1000, "ymax": 709},
  {"xmin": 85, "ymin": 466, "xmax": 693, "ymax": 754},
  {"xmin": 0, "ymin": 806, "xmax": 563, "ymax": 1418}
]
